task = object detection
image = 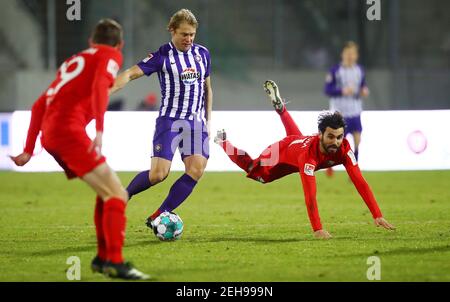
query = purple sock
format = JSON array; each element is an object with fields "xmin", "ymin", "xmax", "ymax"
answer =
[
  {"xmin": 354, "ymin": 149, "xmax": 359, "ymax": 161},
  {"xmin": 159, "ymin": 174, "xmax": 197, "ymax": 212},
  {"xmin": 126, "ymin": 170, "xmax": 152, "ymax": 199}
]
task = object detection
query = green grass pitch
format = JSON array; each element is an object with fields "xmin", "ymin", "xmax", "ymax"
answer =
[{"xmin": 1, "ymin": 170, "xmax": 450, "ymax": 281}]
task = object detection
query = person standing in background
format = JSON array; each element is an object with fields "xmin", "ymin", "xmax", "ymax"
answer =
[{"xmin": 324, "ymin": 41, "xmax": 369, "ymax": 176}]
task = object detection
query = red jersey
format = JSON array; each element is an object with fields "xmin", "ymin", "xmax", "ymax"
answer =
[
  {"xmin": 24, "ymin": 44, "xmax": 123, "ymax": 154},
  {"xmin": 248, "ymin": 135, "xmax": 382, "ymax": 231}
]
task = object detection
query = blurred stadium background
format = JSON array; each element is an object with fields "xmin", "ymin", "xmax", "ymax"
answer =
[
  {"xmin": 1, "ymin": 1, "xmax": 450, "ymax": 282},
  {"xmin": 0, "ymin": 0, "xmax": 449, "ymax": 112}
]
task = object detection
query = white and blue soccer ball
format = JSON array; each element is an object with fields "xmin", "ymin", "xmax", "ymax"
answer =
[{"xmin": 152, "ymin": 211, "xmax": 184, "ymax": 241}]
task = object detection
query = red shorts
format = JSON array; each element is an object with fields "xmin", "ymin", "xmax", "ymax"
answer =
[
  {"xmin": 246, "ymin": 144, "xmax": 299, "ymax": 184},
  {"xmin": 247, "ymin": 161, "xmax": 298, "ymax": 184},
  {"xmin": 41, "ymin": 130, "xmax": 106, "ymax": 179}
]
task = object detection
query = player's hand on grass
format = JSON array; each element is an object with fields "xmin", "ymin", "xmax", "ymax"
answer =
[
  {"xmin": 314, "ymin": 229, "xmax": 332, "ymax": 239},
  {"xmin": 342, "ymin": 86, "xmax": 355, "ymax": 96},
  {"xmin": 88, "ymin": 131, "xmax": 103, "ymax": 160},
  {"xmin": 374, "ymin": 217, "xmax": 396, "ymax": 230},
  {"xmin": 9, "ymin": 152, "xmax": 32, "ymax": 166}
]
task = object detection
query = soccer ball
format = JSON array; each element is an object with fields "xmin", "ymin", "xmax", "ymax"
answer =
[{"xmin": 152, "ymin": 211, "xmax": 184, "ymax": 241}]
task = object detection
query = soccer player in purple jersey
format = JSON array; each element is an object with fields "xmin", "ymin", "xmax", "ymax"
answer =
[
  {"xmin": 110, "ymin": 9, "xmax": 213, "ymax": 229},
  {"xmin": 324, "ymin": 41, "xmax": 369, "ymax": 176}
]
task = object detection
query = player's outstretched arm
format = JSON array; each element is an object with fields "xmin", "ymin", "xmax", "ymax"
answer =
[
  {"xmin": 344, "ymin": 156, "xmax": 395, "ymax": 231},
  {"xmin": 299, "ymin": 164, "xmax": 332, "ymax": 239},
  {"xmin": 109, "ymin": 65, "xmax": 144, "ymax": 95},
  {"xmin": 9, "ymin": 91, "xmax": 48, "ymax": 167}
]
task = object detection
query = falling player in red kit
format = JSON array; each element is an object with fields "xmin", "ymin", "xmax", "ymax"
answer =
[
  {"xmin": 215, "ymin": 80, "xmax": 395, "ymax": 239},
  {"xmin": 9, "ymin": 19, "xmax": 149, "ymax": 279}
]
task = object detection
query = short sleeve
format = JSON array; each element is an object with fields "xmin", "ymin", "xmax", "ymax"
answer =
[
  {"xmin": 137, "ymin": 51, "xmax": 163, "ymax": 76},
  {"xmin": 96, "ymin": 49, "xmax": 123, "ymax": 86},
  {"xmin": 324, "ymin": 65, "xmax": 342, "ymax": 97}
]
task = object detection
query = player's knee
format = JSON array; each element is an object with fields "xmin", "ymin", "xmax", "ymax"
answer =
[
  {"xmin": 118, "ymin": 188, "xmax": 129, "ymax": 202},
  {"xmin": 149, "ymin": 170, "xmax": 168, "ymax": 185},
  {"xmin": 186, "ymin": 166, "xmax": 205, "ymax": 181},
  {"xmin": 103, "ymin": 187, "xmax": 128, "ymax": 203}
]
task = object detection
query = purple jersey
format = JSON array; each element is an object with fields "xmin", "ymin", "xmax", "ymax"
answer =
[
  {"xmin": 324, "ymin": 64, "xmax": 366, "ymax": 118},
  {"xmin": 137, "ymin": 42, "xmax": 211, "ymax": 123}
]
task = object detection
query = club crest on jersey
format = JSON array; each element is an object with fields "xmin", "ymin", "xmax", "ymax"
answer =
[
  {"xmin": 304, "ymin": 163, "xmax": 315, "ymax": 176},
  {"xmin": 195, "ymin": 54, "xmax": 202, "ymax": 63},
  {"xmin": 142, "ymin": 53, "xmax": 153, "ymax": 63},
  {"xmin": 180, "ymin": 67, "xmax": 200, "ymax": 85},
  {"xmin": 347, "ymin": 150, "xmax": 357, "ymax": 166}
]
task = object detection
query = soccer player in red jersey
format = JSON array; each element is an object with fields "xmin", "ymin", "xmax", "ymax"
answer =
[
  {"xmin": 215, "ymin": 80, "xmax": 395, "ymax": 239},
  {"xmin": 9, "ymin": 19, "xmax": 149, "ymax": 279}
]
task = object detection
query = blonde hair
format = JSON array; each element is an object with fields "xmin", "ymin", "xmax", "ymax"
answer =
[
  {"xmin": 167, "ymin": 9, "xmax": 198, "ymax": 31},
  {"xmin": 343, "ymin": 41, "xmax": 359, "ymax": 51}
]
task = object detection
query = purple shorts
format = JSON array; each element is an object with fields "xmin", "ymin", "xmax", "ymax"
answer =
[
  {"xmin": 344, "ymin": 115, "xmax": 363, "ymax": 135},
  {"xmin": 152, "ymin": 116, "xmax": 210, "ymax": 161}
]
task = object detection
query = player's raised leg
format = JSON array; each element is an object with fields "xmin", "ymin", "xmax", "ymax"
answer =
[
  {"xmin": 264, "ymin": 80, "xmax": 285, "ymax": 113},
  {"xmin": 83, "ymin": 163, "xmax": 149, "ymax": 280},
  {"xmin": 264, "ymin": 80, "xmax": 303, "ymax": 136},
  {"xmin": 214, "ymin": 129, "xmax": 254, "ymax": 172},
  {"xmin": 126, "ymin": 116, "xmax": 177, "ymax": 201},
  {"xmin": 126, "ymin": 157, "xmax": 171, "ymax": 200},
  {"xmin": 214, "ymin": 129, "xmax": 287, "ymax": 184},
  {"xmin": 146, "ymin": 122, "xmax": 209, "ymax": 229},
  {"xmin": 126, "ymin": 170, "xmax": 152, "ymax": 199},
  {"xmin": 153, "ymin": 155, "xmax": 206, "ymax": 217}
]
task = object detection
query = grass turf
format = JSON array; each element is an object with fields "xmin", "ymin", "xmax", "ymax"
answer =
[{"xmin": 0, "ymin": 170, "xmax": 449, "ymax": 281}]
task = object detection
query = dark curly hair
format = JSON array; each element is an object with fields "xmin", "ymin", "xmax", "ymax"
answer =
[{"xmin": 318, "ymin": 111, "xmax": 346, "ymax": 133}]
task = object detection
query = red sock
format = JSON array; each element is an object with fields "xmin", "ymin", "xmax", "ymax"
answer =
[
  {"xmin": 103, "ymin": 198, "xmax": 126, "ymax": 264},
  {"xmin": 94, "ymin": 196, "xmax": 107, "ymax": 260},
  {"xmin": 220, "ymin": 140, "xmax": 254, "ymax": 172},
  {"xmin": 279, "ymin": 109, "xmax": 302, "ymax": 136},
  {"xmin": 150, "ymin": 209, "xmax": 162, "ymax": 220}
]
